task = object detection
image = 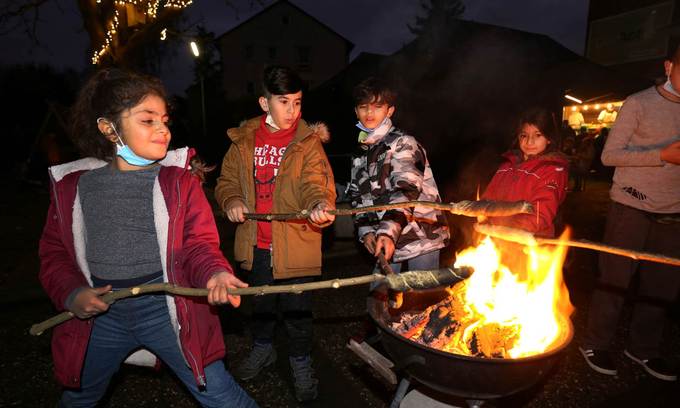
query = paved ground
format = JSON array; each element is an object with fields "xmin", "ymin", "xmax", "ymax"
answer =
[{"xmin": 1, "ymin": 177, "xmax": 679, "ymax": 407}]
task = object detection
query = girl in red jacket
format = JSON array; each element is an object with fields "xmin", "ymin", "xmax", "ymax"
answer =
[
  {"xmin": 38, "ymin": 69, "xmax": 258, "ymax": 407},
  {"xmin": 481, "ymin": 107, "xmax": 569, "ymax": 238}
]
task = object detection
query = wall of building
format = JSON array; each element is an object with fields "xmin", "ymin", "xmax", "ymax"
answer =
[
  {"xmin": 587, "ymin": 0, "xmax": 680, "ymax": 81},
  {"xmin": 218, "ymin": 2, "xmax": 350, "ymax": 100}
]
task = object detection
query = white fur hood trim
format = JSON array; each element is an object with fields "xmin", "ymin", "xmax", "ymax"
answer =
[{"xmin": 49, "ymin": 147, "xmax": 190, "ymax": 182}]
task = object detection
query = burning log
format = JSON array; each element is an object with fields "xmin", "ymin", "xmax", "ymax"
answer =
[
  {"xmin": 30, "ymin": 266, "xmax": 473, "ymax": 336},
  {"xmin": 474, "ymin": 223, "xmax": 680, "ymax": 267},
  {"xmin": 470, "ymin": 323, "xmax": 520, "ymax": 359},
  {"xmin": 392, "ymin": 282, "xmax": 522, "ymax": 358},
  {"xmin": 243, "ymin": 199, "xmax": 534, "ymax": 221}
]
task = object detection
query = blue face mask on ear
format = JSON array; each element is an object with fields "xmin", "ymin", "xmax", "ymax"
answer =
[
  {"xmin": 98, "ymin": 118, "xmax": 158, "ymax": 167},
  {"xmin": 116, "ymin": 144, "xmax": 157, "ymax": 167}
]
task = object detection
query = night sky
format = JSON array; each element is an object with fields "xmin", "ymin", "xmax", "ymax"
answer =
[{"xmin": 1, "ymin": 0, "xmax": 589, "ymax": 94}]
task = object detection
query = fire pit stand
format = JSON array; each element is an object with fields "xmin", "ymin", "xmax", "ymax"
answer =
[{"xmin": 349, "ymin": 338, "xmax": 484, "ymax": 408}]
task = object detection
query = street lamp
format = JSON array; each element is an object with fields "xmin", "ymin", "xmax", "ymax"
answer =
[
  {"xmin": 189, "ymin": 40, "xmax": 206, "ymax": 139},
  {"xmin": 190, "ymin": 41, "xmax": 200, "ymax": 57}
]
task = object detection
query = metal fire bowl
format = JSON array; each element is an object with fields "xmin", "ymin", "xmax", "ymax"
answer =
[{"xmin": 368, "ymin": 288, "xmax": 574, "ymax": 400}]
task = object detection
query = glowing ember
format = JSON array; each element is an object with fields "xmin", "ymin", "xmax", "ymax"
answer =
[{"xmin": 392, "ymin": 230, "xmax": 574, "ymax": 358}]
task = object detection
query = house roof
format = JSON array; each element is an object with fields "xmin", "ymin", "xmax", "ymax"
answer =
[
  {"xmin": 216, "ymin": 0, "xmax": 354, "ymax": 51},
  {"xmin": 316, "ymin": 18, "xmax": 649, "ymax": 103},
  {"xmin": 306, "ymin": 18, "xmax": 652, "ymax": 158}
]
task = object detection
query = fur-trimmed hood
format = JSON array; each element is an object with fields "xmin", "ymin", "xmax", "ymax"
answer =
[
  {"xmin": 229, "ymin": 115, "xmax": 330, "ymax": 144},
  {"xmin": 308, "ymin": 122, "xmax": 330, "ymax": 143},
  {"xmin": 48, "ymin": 147, "xmax": 193, "ymax": 182}
]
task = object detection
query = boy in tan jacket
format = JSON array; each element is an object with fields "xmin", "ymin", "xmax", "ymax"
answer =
[{"xmin": 215, "ymin": 65, "xmax": 335, "ymax": 402}]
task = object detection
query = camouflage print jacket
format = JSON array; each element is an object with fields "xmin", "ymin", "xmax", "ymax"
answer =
[{"xmin": 346, "ymin": 122, "xmax": 449, "ymax": 262}]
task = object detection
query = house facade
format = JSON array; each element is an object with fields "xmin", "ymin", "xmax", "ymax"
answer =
[{"xmin": 217, "ymin": 0, "xmax": 353, "ymax": 100}]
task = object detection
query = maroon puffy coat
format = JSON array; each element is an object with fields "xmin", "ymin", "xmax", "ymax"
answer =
[
  {"xmin": 481, "ymin": 150, "xmax": 569, "ymax": 238},
  {"xmin": 39, "ymin": 148, "xmax": 232, "ymax": 388}
]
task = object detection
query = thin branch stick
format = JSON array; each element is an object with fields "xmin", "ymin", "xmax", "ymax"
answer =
[
  {"xmin": 474, "ymin": 223, "xmax": 680, "ymax": 267},
  {"xmin": 30, "ymin": 267, "xmax": 473, "ymax": 336},
  {"xmin": 30, "ymin": 274, "xmax": 382, "ymax": 336},
  {"xmin": 244, "ymin": 200, "xmax": 533, "ymax": 221}
]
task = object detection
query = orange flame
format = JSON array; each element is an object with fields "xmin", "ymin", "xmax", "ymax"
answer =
[{"xmin": 449, "ymin": 229, "xmax": 574, "ymax": 358}]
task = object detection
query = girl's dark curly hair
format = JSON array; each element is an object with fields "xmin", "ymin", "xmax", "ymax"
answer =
[
  {"xmin": 188, "ymin": 157, "xmax": 215, "ymax": 183},
  {"xmin": 70, "ymin": 68, "xmax": 168, "ymax": 161}
]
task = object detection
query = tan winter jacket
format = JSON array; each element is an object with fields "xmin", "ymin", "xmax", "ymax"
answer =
[{"xmin": 214, "ymin": 116, "xmax": 336, "ymax": 279}]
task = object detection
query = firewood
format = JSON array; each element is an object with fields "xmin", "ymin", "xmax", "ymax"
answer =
[
  {"xmin": 471, "ymin": 323, "xmax": 518, "ymax": 358},
  {"xmin": 392, "ymin": 281, "xmax": 524, "ymax": 358}
]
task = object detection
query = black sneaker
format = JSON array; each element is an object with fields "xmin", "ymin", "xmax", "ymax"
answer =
[
  {"xmin": 624, "ymin": 350, "xmax": 677, "ymax": 381},
  {"xmin": 579, "ymin": 347, "xmax": 617, "ymax": 375},
  {"xmin": 233, "ymin": 343, "xmax": 277, "ymax": 381},
  {"xmin": 289, "ymin": 355, "xmax": 319, "ymax": 402}
]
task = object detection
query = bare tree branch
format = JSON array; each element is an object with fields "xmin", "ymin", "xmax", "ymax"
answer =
[{"xmin": 0, "ymin": 0, "xmax": 50, "ymax": 39}]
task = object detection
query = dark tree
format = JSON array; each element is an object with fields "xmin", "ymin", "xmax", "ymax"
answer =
[{"xmin": 0, "ymin": 1, "xmax": 191, "ymax": 69}]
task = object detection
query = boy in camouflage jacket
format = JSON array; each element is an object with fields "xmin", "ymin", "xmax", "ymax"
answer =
[{"xmin": 346, "ymin": 77, "xmax": 449, "ymax": 270}]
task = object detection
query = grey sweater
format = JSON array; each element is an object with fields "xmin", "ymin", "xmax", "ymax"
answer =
[
  {"xmin": 602, "ymin": 86, "xmax": 680, "ymax": 213},
  {"xmin": 78, "ymin": 164, "xmax": 163, "ymax": 281}
]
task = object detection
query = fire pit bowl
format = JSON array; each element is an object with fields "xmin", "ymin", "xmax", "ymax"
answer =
[{"xmin": 368, "ymin": 288, "xmax": 573, "ymax": 400}]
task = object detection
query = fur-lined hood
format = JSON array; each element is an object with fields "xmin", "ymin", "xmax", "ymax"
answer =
[
  {"xmin": 228, "ymin": 115, "xmax": 330, "ymax": 144},
  {"xmin": 48, "ymin": 147, "xmax": 193, "ymax": 183}
]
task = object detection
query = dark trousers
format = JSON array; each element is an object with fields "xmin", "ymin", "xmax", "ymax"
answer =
[
  {"xmin": 584, "ymin": 202, "xmax": 680, "ymax": 358},
  {"xmin": 249, "ymin": 247, "xmax": 314, "ymax": 357}
]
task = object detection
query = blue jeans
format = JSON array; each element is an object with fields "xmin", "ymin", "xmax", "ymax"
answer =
[
  {"xmin": 59, "ymin": 292, "xmax": 257, "ymax": 408},
  {"xmin": 389, "ymin": 250, "xmax": 440, "ymax": 273}
]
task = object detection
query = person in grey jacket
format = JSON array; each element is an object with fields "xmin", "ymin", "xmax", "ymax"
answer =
[{"xmin": 579, "ymin": 41, "xmax": 680, "ymax": 382}]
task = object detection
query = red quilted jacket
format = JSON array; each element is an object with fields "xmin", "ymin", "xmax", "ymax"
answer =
[{"xmin": 481, "ymin": 150, "xmax": 569, "ymax": 238}]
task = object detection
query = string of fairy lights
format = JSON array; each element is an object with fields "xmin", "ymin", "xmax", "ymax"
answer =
[{"xmin": 91, "ymin": 0, "xmax": 193, "ymax": 65}]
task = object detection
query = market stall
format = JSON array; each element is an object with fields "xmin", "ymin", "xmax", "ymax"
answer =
[{"xmin": 563, "ymin": 100, "xmax": 623, "ymax": 132}]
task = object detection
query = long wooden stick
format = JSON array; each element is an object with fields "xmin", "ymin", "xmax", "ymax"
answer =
[
  {"xmin": 244, "ymin": 199, "xmax": 533, "ymax": 221},
  {"xmin": 29, "ymin": 275, "xmax": 380, "ymax": 336},
  {"xmin": 474, "ymin": 223, "xmax": 680, "ymax": 267},
  {"xmin": 29, "ymin": 267, "xmax": 473, "ymax": 336}
]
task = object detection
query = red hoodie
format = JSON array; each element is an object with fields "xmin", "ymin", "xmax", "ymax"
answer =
[
  {"xmin": 254, "ymin": 115, "xmax": 298, "ymax": 249},
  {"xmin": 38, "ymin": 148, "xmax": 232, "ymax": 388},
  {"xmin": 481, "ymin": 150, "xmax": 569, "ymax": 238}
]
